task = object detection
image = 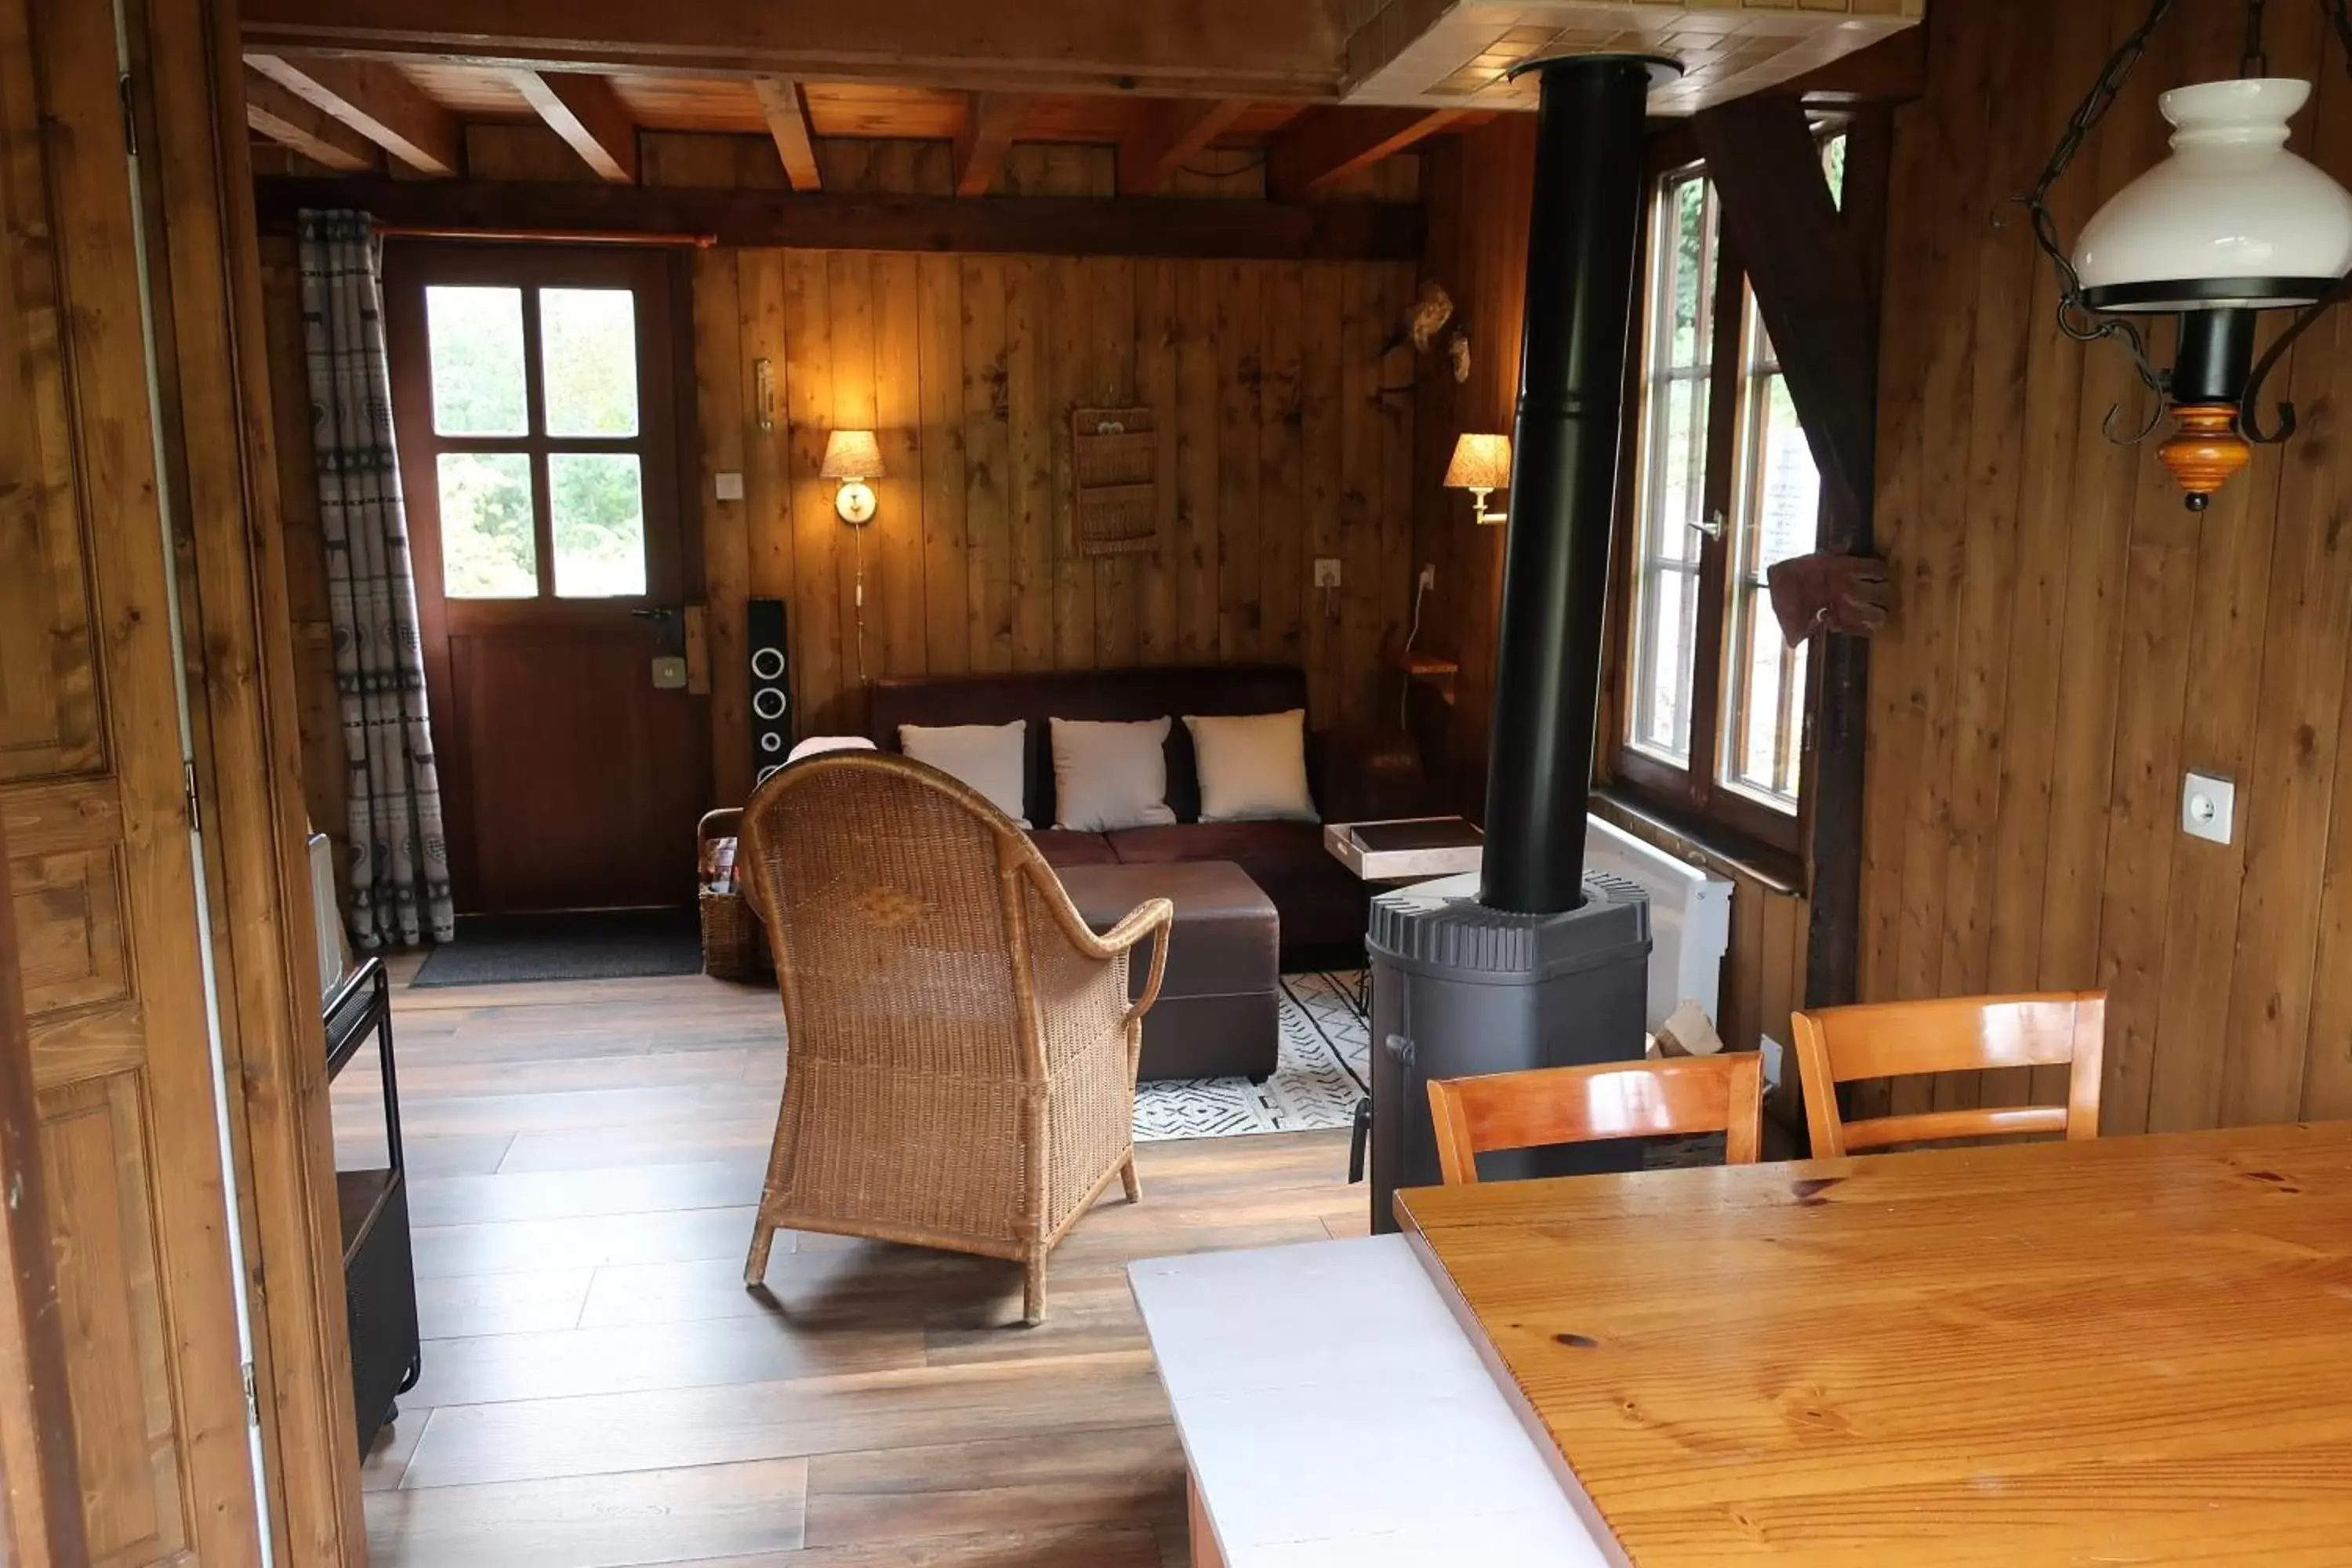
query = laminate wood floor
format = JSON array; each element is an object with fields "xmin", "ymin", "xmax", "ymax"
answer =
[{"xmin": 339, "ymin": 961, "xmax": 1366, "ymax": 1567}]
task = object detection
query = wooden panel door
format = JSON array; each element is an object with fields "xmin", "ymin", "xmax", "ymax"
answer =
[
  {"xmin": 383, "ymin": 243, "xmax": 708, "ymax": 914},
  {"xmin": 0, "ymin": 0, "xmax": 264, "ymax": 1559}
]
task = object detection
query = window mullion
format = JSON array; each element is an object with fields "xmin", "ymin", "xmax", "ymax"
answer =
[{"xmin": 1687, "ymin": 224, "xmax": 1744, "ymax": 814}]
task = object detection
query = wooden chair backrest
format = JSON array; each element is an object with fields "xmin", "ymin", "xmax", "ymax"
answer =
[
  {"xmin": 1425, "ymin": 1054, "xmax": 1766, "ymax": 1185},
  {"xmin": 1789, "ymin": 991, "xmax": 2106, "ymax": 1157}
]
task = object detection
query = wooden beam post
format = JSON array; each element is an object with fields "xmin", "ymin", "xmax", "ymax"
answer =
[
  {"xmin": 1117, "ymin": 97, "xmax": 1253, "ymax": 196},
  {"xmin": 244, "ymin": 53, "xmax": 460, "ymax": 176},
  {"xmin": 510, "ymin": 69, "xmax": 639, "ymax": 183},
  {"xmin": 751, "ymin": 74, "xmax": 822, "ymax": 191},
  {"xmin": 955, "ymin": 91, "xmax": 1027, "ymax": 197},
  {"xmin": 1690, "ymin": 99, "xmax": 1892, "ymax": 1024},
  {"xmin": 242, "ymin": 69, "xmax": 376, "ymax": 171},
  {"xmin": 1265, "ymin": 106, "xmax": 1462, "ymax": 201},
  {"xmin": 239, "ymin": 0, "xmax": 1345, "ymax": 100},
  {"xmin": 252, "ymin": 175, "xmax": 1426, "ymax": 260},
  {"xmin": 1690, "ymin": 96, "xmax": 1876, "ymax": 528}
]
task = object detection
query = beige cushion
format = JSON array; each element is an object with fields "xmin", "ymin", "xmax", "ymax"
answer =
[
  {"xmin": 1051, "ymin": 717, "xmax": 1177, "ymax": 832},
  {"xmin": 1184, "ymin": 710, "xmax": 1319, "ymax": 824},
  {"xmin": 898, "ymin": 721, "xmax": 1029, "ymax": 827}
]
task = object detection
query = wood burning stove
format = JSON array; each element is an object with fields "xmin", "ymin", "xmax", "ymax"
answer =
[{"xmin": 1367, "ymin": 53, "xmax": 1677, "ymax": 1233}]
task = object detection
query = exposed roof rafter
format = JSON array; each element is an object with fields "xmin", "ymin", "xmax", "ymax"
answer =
[
  {"xmin": 955, "ymin": 92, "xmax": 1027, "ymax": 198},
  {"xmin": 751, "ymin": 75, "xmax": 822, "ymax": 191},
  {"xmin": 1117, "ymin": 98, "xmax": 1254, "ymax": 197},
  {"xmin": 510, "ymin": 69, "xmax": 639, "ymax": 183},
  {"xmin": 1265, "ymin": 106, "xmax": 1463, "ymax": 201},
  {"xmin": 245, "ymin": 53, "xmax": 462, "ymax": 176},
  {"xmin": 243, "ymin": 69, "xmax": 377, "ymax": 172}
]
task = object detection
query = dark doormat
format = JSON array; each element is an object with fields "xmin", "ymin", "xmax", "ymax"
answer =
[{"xmin": 409, "ymin": 909, "xmax": 702, "ymax": 988}]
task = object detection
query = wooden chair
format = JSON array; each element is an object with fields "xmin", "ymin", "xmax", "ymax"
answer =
[
  {"xmin": 735, "ymin": 750, "xmax": 1173, "ymax": 1324},
  {"xmin": 1789, "ymin": 991, "xmax": 2105, "ymax": 1157},
  {"xmin": 1425, "ymin": 1054, "xmax": 1766, "ymax": 1185}
]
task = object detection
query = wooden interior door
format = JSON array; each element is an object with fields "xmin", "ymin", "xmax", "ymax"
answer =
[
  {"xmin": 384, "ymin": 242, "xmax": 707, "ymax": 915},
  {"xmin": 0, "ymin": 0, "xmax": 266, "ymax": 1557}
]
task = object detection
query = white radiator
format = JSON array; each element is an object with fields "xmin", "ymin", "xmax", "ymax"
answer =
[{"xmin": 1584, "ymin": 815, "xmax": 1733, "ymax": 1033}]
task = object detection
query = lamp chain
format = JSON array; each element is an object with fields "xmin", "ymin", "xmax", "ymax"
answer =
[{"xmin": 2014, "ymin": 0, "xmax": 2176, "ymax": 441}]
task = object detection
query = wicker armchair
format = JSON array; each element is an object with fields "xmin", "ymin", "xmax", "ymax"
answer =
[{"xmin": 735, "ymin": 750, "xmax": 1173, "ymax": 1324}]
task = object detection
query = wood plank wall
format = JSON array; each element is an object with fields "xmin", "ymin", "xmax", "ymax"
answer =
[
  {"xmin": 265, "ymin": 129, "xmax": 1422, "ymax": 844},
  {"xmin": 673, "ymin": 136, "xmax": 1422, "ymax": 797},
  {"xmin": 1863, "ymin": 0, "xmax": 2352, "ymax": 1132},
  {"xmin": 1414, "ymin": 121, "xmax": 1811, "ymax": 1071}
]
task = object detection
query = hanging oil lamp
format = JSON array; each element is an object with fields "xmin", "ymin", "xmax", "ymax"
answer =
[{"xmin": 2022, "ymin": 0, "xmax": 2352, "ymax": 509}]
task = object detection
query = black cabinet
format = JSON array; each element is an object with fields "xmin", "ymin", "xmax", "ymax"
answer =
[{"xmin": 325, "ymin": 958, "xmax": 420, "ymax": 1454}]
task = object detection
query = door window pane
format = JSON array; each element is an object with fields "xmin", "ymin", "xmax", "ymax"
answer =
[
  {"xmin": 540, "ymin": 289, "xmax": 639, "ymax": 437},
  {"xmin": 437, "ymin": 452, "xmax": 537, "ymax": 597},
  {"xmin": 425, "ymin": 287, "xmax": 528, "ymax": 437},
  {"xmin": 549, "ymin": 452, "xmax": 647, "ymax": 597}
]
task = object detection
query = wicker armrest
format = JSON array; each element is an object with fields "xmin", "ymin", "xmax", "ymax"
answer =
[{"xmin": 1093, "ymin": 898, "xmax": 1175, "ymax": 1028}]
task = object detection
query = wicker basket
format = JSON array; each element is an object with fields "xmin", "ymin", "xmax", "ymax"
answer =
[{"xmin": 698, "ymin": 808, "xmax": 771, "ymax": 981}]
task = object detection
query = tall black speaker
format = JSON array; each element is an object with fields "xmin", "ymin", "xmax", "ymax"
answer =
[{"xmin": 747, "ymin": 598, "xmax": 793, "ymax": 789}]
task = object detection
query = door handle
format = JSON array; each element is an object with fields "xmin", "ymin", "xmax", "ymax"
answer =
[{"xmin": 630, "ymin": 605, "xmax": 681, "ymax": 622}]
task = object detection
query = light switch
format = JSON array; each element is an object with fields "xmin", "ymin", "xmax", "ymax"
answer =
[
  {"xmin": 651, "ymin": 655, "xmax": 688, "ymax": 691},
  {"xmin": 1312, "ymin": 557, "xmax": 1342, "ymax": 587},
  {"xmin": 2182, "ymin": 770, "xmax": 2236, "ymax": 845},
  {"xmin": 715, "ymin": 471, "xmax": 745, "ymax": 502}
]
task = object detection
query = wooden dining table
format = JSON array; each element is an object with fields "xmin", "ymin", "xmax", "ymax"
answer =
[{"xmin": 1393, "ymin": 1120, "xmax": 2352, "ymax": 1566}]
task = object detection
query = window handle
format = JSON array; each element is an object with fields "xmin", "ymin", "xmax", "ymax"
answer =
[{"xmin": 1690, "ymin": 510, "xmax": 1726, "ymax": 543}]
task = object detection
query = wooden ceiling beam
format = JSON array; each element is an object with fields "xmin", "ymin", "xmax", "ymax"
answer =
[
  {"xmin": 1265, "ymin": 106, "xmax": 1463, "ymax": 201},
  {"xmin": 243, "ymin": 71, "xmax": 377, "ymax": 172},
  {"xmin": 238, "ymin": 0, "xmax": 1343, "ymax": 100},
  {"xmin": 251, "ymin": 174, "xmax": 1425, "ymax": 260},
  {"xmin": 245, "ymin": 53, "xmax": 461, "ymax": 176},
  {"xmin": 751, "ymin": 75, "xmax": 822, "ymax": 191},
  {"xmin": 510, "ymin": 70, "xmax": 639, "ymax": 183},
  {"xmin": 1117, "ymin": 97, "xmax": 1253, "ymax": 197},
  {"xmin": 955, "ymin": 93, "xmax": 1026, "ymax": 198}
]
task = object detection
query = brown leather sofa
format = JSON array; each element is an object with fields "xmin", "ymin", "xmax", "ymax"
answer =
[{"xmin": 866, "ymin": 666, "xmax": 1426, "ymax": 963}]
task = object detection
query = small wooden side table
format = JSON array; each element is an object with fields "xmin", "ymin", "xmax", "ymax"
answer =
[{"xmin": 325, "ymin": 957, "xmax": 420, "ymax": 1454}]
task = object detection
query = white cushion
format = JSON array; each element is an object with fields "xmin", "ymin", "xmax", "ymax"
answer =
[
  {"xmin": 1051, "ymin": 717, "xmax": 1177, "ymax": 832},
  {"xmin": 898, "ymin": 721, "xmax": 1029, "ymax": 827},
  {"xmin": 787, "ymin": 735, "xmax": 876, "ymax": 763},
  {"xmin": 1184, "ymin": 710, "xmax": 1319, "ymax": 823}
]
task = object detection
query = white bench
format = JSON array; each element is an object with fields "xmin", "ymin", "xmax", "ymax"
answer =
[{"xmin": 1129, "ymin": 1235, "xmax": 1611, "ymax": 1567}]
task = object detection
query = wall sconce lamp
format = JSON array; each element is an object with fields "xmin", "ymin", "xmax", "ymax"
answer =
[
  {"xmin": 820, "ymin": 430, "xmax": 883, "ymax": 524},
  {"xmin": 1444, "ymin": 433, "xmax": 1512, "ymax": 526}
]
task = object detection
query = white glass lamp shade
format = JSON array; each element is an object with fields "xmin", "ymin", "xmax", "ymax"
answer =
[{"xmin": 2074, "ymin": 78, "xmax": 2352, "ymax": 313}]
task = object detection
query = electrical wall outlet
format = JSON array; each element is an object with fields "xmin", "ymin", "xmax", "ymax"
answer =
[
  {"xmin": 1313, "ymin": 557, "xmax": 1342, "ymax": 588},
  {"xmin": 1417, "ymin": 564, "xmax": 1436, "ymax": 592},
  {"xmin": 2182, "ymin": 770, "xmax": 2236, "ymax": 845}
]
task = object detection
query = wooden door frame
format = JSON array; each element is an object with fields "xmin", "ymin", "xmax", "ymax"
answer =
[{"xmin": 126, "ymin": 0, "xmax": 367, "ymax": 1557}]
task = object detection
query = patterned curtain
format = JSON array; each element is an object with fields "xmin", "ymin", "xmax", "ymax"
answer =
[{"xmin": 299, "ymin": 210, "xmax": 456, "ymax": 948}]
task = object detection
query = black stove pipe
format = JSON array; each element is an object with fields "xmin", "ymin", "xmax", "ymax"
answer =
[{"xmin": 1479, "ymin": 54, "xmax": 1677, "ymax": 916}]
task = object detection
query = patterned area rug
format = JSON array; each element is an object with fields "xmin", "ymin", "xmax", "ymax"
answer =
[{"xmin": 1133, "ymin": 971, "xmax": 1371, "ymax": 1142}]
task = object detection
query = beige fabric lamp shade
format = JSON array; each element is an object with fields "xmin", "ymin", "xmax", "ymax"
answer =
[
  {"xmin": 1444, "ymin": 434, "xmax": 1511, "ymax": 491},
  {"xmin": 820, "ymin": 429, "xmax": 884, "ymax": 480}
]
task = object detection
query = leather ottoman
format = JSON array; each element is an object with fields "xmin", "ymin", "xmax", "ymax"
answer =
[{"xmin": 1055, "ymin": 860, "xmax": 1280, "ymax": 1083}]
